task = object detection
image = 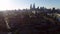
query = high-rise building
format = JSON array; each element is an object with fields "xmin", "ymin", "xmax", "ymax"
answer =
[
  {"xmin": 37, "ymin": 6, "xmax": 39, "ymax": 9},
  {"xmin": 33, "ymin": 3, "xmax": 35, "ymax": 9},
  {"xmin": 30, "ymin": 3, "xmax": 36, "ymax": 10},
  {"xmin": 52, "ymin": 7, "xmax": 55, "ymax": 13},
  {"xmin": 30, "ymin": 4, "xmax": 32, "ymax": 9}
]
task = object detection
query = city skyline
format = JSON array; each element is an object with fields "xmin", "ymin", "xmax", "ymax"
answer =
[{"xmin": 0, "ymin": 0, "xmax": 60, "ymax": 10}]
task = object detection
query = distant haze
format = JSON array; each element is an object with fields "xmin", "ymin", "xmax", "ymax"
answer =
[{"xmin": 0, "ymin": 0, "xmax": 60, "ymax": 10}]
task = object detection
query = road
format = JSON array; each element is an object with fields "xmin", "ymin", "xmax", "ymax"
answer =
[{"xmin": 4, "ymin": 17, "xmax": 11, "ymax": 34}]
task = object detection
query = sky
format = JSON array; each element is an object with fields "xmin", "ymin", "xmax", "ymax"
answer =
[{"xmin": 0, "ymin": 0, "xmax": 60, "ymax": 10}]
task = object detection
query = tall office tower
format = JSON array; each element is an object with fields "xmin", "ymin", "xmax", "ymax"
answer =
[
  {"xmin": 30, "ymin": 4, "xmax": 32, "ymax": 9},
  {"xmin": 37, "ymin": 6, "xmax": 39, "ymax": 9},
  {"xmin": 33, "ymin": 3, "xmax": 35, "ymax": 9},
  {"xmin": 52, "ymin": 7, "xmax": 55, "ymax": 13}
]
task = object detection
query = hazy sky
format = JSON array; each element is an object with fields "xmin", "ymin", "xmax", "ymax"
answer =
[{"xmin": 0, "ymin": 0, "xmax": 60, "ymax": 10}]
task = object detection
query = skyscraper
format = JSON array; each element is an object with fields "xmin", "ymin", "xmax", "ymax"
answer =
[
  {"xmin": 33, "ymin": 3, "xmax": 35, "ymax": 9},
  {"xmin": 30, "ymin": 3, "xmax": 36, "ymax": 10},
  {"xmin": 30, "ymin": 4, "xmax": 32, "ymax": 9}
]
